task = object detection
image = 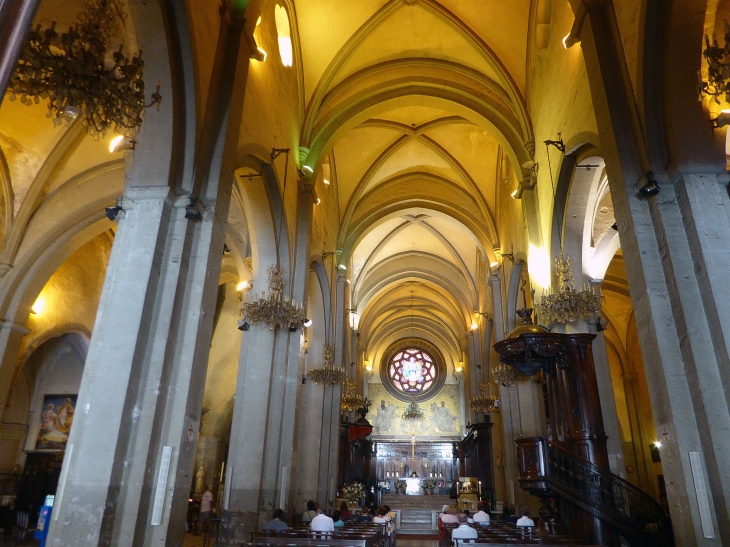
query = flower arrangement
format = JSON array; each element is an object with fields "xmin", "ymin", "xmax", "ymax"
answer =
[
  {"xmin": 342, "ymin": 482, "xmax": 364, "ymax": 502},
  {"xmin": 395, "ymin": 480, "xmax": 407, "ymax": 490},
  {"xmin": 423, "ymin": 479, "xmax": 436, "ymax": 489}
]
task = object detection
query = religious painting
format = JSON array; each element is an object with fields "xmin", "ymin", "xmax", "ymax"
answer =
[
  {"xmin": 35, "ymin": 394, "xmax": 77, "ymax": 450},
  {"xmin": 366, "ymin": 383, "xmax": 461, "ymax": 440}
]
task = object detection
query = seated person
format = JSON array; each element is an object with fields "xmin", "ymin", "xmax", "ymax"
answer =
[
  {"xmin": 358, "ymin": 507, "xmax": 376, "ymax": 522},
  {"xmin": 310, "ymin": 507, "xmax": 335, "ymax": 532},
  {"xmin": 263, "ymin": 508, "xmax": 289, "ymax": 531},
  {"xmin": 440, "ymin": 505, "xmax": 459, "ymax": 524},
  {"xmin": 302, "ymin": 500, "xmax": 317, "ymax": 523},
  {"xmin": 472, "ymin": 503, "xmax": 490, "ymax": 525},
  {"xmin": 463, "ymin": 509, "xmax": 473, "ymax": 523},
  {"xmin": 339, "ymin": 501, "xmax": 352, "ymax": 518},
  {"xmin": 372, "ymin": 507, "xmax": 392, "ymax": 535},
  {"xmin": 332, "ymin": 510, "xmax": 345, "ymax": 528},
  {"xmin": 383, "ymin": 504, "xmax": 396, "ymax": 520},
  {"xmin": 451, "ymin": 514, "xmax": 478, "ymax": 541},
  {"xmin": 516, "ymin": 509, "xmax": 535, "ymax": 528},
  {"xmin": 505, "ymin": 506, "xmax": 518, "ymax": 524}
]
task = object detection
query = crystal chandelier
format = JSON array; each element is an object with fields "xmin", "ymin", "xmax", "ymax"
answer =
[
  {"xmin": 493, "ymin": 363, "xmax": 517, "ymax": 388},
  {"xmin": 537, "ymin": 253, "xmax": 601, "ymax": 325},
  {"xmin": 8, "ymin": 0, "xmax": 161, "ymax": 135},
  {"xmin": 241, "ymin": 265, "xmax": 305, "ymax": 331},
  {"xmin": 306, "ymin": 344, "xmax": 345, "ymax": 385},
  {"xmin": 401, "ymin": 397, "xmax": 425, "ymax": 422},
  {"xmin": 699, "ymin": 22, "xmax": 730, "ymax": 103},
  {"xmin": 470, "ymin": 382, "xmax": 497, "ymax": 413},
  {"xmin": 341, "ymin": 381, "xmax": 370, "ymax": 412}
]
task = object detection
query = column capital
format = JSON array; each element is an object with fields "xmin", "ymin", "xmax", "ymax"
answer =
[{"xmin": 298, "ymin": 177, "xmax": 318, "ymax": 204}]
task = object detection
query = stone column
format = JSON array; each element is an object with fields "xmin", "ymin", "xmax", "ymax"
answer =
[
  {"xmin": 220, "ymin": 181, "xmax": 315, "ymax": 542},
  {"xmin": 0, "ymin": 0, "xmax": 40, "ymax": 97}
]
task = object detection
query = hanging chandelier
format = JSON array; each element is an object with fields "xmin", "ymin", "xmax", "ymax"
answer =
[
  {"xmin": 241, "ymin": 265, "xmax": 305, "ymax": 331},
  {"xmin": 401, "ymin": 397, "xmax": 425, "ymax": 422},
  {"xmin": 493, "ymin": 363, "xmax": 517, "ymax": 388},
  {"xmin": 699, "ymin": 22, "xmax": 730, "ymax": 103},
  {"xmin": 306, "ymin": 344, "xmax": 345, "ymax": 385},
  {"xmin": 8, "ymin": 0, "xmax": 161, "ymax": 135},
  {"xmin": 537, "ymin": 253, "xmax": 601, "ymax": 325},
  {"xmin": 470, "ymin": 382, "xmax": 497, "ymax": 413},
  {"xmin": 341, "ymin": 381, "xmax": 370, "ymax": 412}
]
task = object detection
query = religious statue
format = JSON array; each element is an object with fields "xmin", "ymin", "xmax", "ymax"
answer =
[
  {"xmin": 195, "ymin": 465, "xmax": 205, "ymax": 494},
  {"xmin": 430, "ymin": 400, "xmax": 457, "ymax": 432}
]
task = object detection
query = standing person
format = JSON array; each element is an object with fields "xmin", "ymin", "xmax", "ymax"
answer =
[
  {"xmin": 302, "ymin": 500, "xmax": 317, "ymax": 523},
  {"xmin": 198, "ymin": 485, "xmax": 213, "ymax": 534},
  {"xmin": 310, "ymin": 507, "xmax": 335, "ymax": 532}
]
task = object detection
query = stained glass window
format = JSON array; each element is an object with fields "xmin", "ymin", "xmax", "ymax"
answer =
[{"xmin": 388, "ymin": 347, "xmax": 437, "ymax": 395}]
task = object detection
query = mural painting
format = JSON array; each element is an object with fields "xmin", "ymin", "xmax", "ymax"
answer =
[{"xmin": 35, "ymin": 394, "xmax": 77, "ymax": 450}]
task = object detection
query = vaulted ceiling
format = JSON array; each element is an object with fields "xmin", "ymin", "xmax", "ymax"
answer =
[{"xmin": 294, "ymin": 0, "xmax": 534, "ymax": 366}]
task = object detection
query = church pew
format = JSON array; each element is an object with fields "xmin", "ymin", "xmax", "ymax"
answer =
[{"xmin": 244, "ymin": 538, "xmax": 369, "ymax": 547}]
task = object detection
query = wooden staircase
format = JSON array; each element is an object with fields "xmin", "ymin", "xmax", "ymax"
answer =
[{"xmin": 516, "ymin": 437, "xmax": 674, "ymax": 547}]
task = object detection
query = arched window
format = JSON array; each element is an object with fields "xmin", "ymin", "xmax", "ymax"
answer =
[{"xmin": 387, "ymin": 347, "xmax": 438, "ymax": 396}]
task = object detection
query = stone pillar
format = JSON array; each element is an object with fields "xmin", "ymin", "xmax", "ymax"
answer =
[
  {"xmin": 580, "ymin": 2, "xmax": 730, "ymax": 542},
  {"xmin": 47, "ymin": 183, "xmax": 232, "ymax": 546},
  {"xmin": 466, "ymin": 331, "xmax": 479, "ymax": 425},
  {"xmin": 0, "ymin": 322, "xmax": 30, "ymax": 421},
  {"xmin": 220, "ymin": 180, "xmax": 314, "ymax": 542}
]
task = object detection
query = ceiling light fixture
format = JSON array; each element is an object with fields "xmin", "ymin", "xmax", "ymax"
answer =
[
  {"xmin": 699, "ymin": 25, "xmax": 730, "ymax": 104},
  {"xmin": 8, "ymin": 0, "xmax": 161, "ymax": 135}
]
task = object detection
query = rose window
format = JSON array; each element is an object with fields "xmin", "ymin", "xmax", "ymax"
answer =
[{"xmin": 388, "ymin": 347, "xmax": 437, "ymax": 395}]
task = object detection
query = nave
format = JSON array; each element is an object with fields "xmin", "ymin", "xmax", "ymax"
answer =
[{"xmin": 0, "ymin": 0, "xmax": 729, "ymax": 546}]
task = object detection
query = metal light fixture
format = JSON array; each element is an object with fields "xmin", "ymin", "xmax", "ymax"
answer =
[
  {"xmin": 470, "ymin": 382, "xmax": 497, "ymax": 413},
  {"xmin": 8, "ymin": 0, "xmax": 161, "ymax": 135},
  {"xmin": 537, "ymin": 252, "xmax": 601, "ymax": 325},
  {"xmin": 401, "ymin": 397, "xmax": 425, "ymax": 422},
  {"xmin": 341, "ymin": 381, "xmax": 370, "ymax": 412},
  {"xmin": 306, "ymin": 344, "xmax": 345, "ymax": 385},
  {"xmin": 493, "ymin": 363, "xmax": 517, "ymax": 388},
  {"xmin": 700, "ymin": 23, "xmax": 730, "ymax": 104},
  {"xmin": 241, "ymin": 265, "xmax": 305, "ymax": 330}
]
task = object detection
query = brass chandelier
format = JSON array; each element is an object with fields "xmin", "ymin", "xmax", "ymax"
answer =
[
  {"xmin": 8, "ymin": 0, "xmax": 161, "ymax": 135},
  {"xmin": 241, "ymin": 265, "xmax": 305, "ymax": 331},
  {"xmin": 401, "ymin": 397, "xmax": 425, "ymax": 422},
  {"xmin": 306, "ymin": 344, "xmax": 345, "ymax": 385},
  {"xmin": 537, "ymin": 253, "xmax": 601, "ymax": 325},
  {"xmin": 341, "ymin": 381, "xmax": 370, "ymax": 412},
  {"xmin": 493, "ymin": 363, "xmax": 517, "ymax": 388},
  {"xmin": 699, "ymin": 22, "xmax": 730, "ymax": 103},
  {"xmin": 470, "ymin": 382, "xmax": 497, "ymax": 413}
]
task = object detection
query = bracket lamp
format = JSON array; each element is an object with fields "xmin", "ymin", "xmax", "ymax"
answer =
[
  {"xmin": 303, "ymin": 318, "xmax": 312, "ymax": 328},
  {"xmin": 238, "ymin": 319, "xmax": 250, "ymax": 331},
  {"xmin": 185, "ymin": 195, "xmax": 202, "ymax": 221},
  {"xmin": 511, "ymin": 186, "xmax": 524, "ymax": 200},
  {"xmin": 637, "ymin": 171, "xmax": 660, "ymax": 198},
  {"xmin": 544, "ymin": 135, "xmax": 566, "ymax": 154},
  {"xmin": 105, "ymin": 197, "xmax": 124, "ymax": 221},
  {"xmin": 338, "ymin": 264, "xmax": 347, "ymax": 271},
  {"xmin": 252, "ymin": 47, "xmax": 267, "ymax": 62},
  {"xmin": 712, "ymin": 110, "xmax": 730, "ymax": 128},
  {"xmin": 302, "ymin": 165, "xmax": 313, "ymax": 174},
  {"xmin": 109, "ymin": 135, "xmax": 136, "ymax": 153}
]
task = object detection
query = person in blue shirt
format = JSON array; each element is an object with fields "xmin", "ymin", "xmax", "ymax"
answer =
[{"xmin": 333, "ymin": 510, "xmax": 345, "ymax": 528}]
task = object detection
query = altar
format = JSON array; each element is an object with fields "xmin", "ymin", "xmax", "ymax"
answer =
[
  {"xmin": 405, "ymin": 477, "xmax": 421, "ymax": 495},
  {"xmin": 381, "ymin": 476, "xmax": 445, "ymax": 495}
]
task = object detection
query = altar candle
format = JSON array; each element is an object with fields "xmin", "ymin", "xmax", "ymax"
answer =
[{"xmin": 478, "ymin": 481, "xmax": 482, "ymax": 496}]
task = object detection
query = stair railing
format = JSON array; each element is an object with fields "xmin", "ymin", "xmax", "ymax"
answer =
[{"xmin": 516, "ymin": 437, "xmax": 673, "ymax": 546}]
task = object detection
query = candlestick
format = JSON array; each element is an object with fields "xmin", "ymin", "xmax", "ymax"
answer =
[{"xmin": 478, "ymin": 481, "xmax": 482, "ymax": 496}]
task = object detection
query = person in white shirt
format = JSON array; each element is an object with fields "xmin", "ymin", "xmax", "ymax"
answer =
[
  {"xmin": 451, "ymin": 514, "xmax": 478, "ymax": 542},
  {"xmin": 472, "ymin": 503, "xmax": 490, "ymax": 525},
  {"xmin": 310, "ymin": 508, "xmax": 335, "ymax": 532},
  {"xmin": 198, "ymin": 485, "xmax": 213, "ymax": 534},
  {"xmin": 516, "ymin": 510, "xmax": 535, "ymax": 527}
]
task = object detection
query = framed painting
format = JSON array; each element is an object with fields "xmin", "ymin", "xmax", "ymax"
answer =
[{"xmin": 35, "ymin": 394, "xmax": 77, "ymax": 451}]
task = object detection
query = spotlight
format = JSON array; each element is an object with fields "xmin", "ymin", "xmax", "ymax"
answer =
[
  {"xmin": 105, "ymin": 205, "xmax": 122, "ymax": 221},
  {"xmin": 303, "ymin": 318, "xmax": 312, "ymax": 327},
  {"xmin": 338, "ymin": 264, "xmax": 347, "ymax": 271},
  {"xmin": 109, "ymin": 135, "xmax": 136, "ymax": 153},
  {"xmin": 611, "ymin": 222, "xmax": 618, "ymax": 231},
  {"xmin": 489, "ymin": 261, "xmax": 499, "ymax": 268},
  {"xmin": 511, "ymin": 186, "xmax": 524, "ymax": 200},
  {"xmin": 712, "ymin": 110, "xmax": 730, "ymax": 128},
  {"xmin": 252, "ymin": 47, "xmax": 267, "ymax": 62},
  {"xmin": 302, "ymin": 165, "xmax": 313, "ymax": 174},
  {"xmin": 288, "ymin": 325, "xmax": 297, "ymax": 332},
  {"xmin": 238, "ymin": 320, "xmax": 250, "ymax": 331},
  {"xmin": 185, "ymin": 195, "xmax": 202, "ymax": 221},
  {"xmin": 105, "ymin": 197, "xmax": 124, "ymax": 221},
  {"xmin": 637, "ymin": 171, "xmax": 660, "ymax": 198}
]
